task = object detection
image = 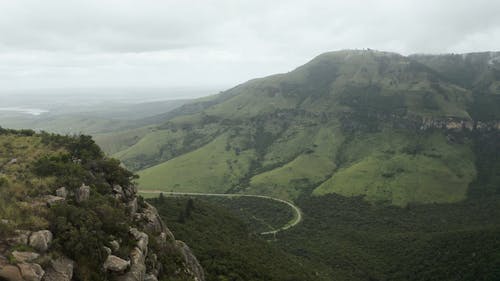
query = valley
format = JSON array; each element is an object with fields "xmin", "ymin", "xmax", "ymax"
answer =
[{"xmin": 1, "ymin": 49, "xmax": 500, "ymax": 280}]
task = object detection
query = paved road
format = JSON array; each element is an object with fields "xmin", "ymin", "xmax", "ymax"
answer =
[{"xmin": 139, "ymin": 190, "xmax": 302, "ymax": 235}]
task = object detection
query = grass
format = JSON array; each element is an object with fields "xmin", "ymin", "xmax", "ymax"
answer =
[
  {"xmin": 137, "ymin": 134, "xmax": 257, "ymax": 193},
  {"xmin": 314, "ymin": 131, "xmax": 476, "ymax": 205},
  {"xmin": 93, "ymin": 126, "xmax": 152, "ymax": 155},
  {"xmin": 248, "ymin": 126, "xmax": 343, "ymax": 200},
  {"xmin": 0, "ymin": 133, "xmax": 62, "ymax": 230}
]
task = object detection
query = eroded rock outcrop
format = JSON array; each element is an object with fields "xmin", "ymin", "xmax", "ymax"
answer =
[
  {"xmin": 104, "ymin": 255, "xmax": 130, "ymax": 272},
  {"xmin": 41, "ymin": 257, "xmax": 74, "ymax": 281},
  {"xmin": 18, "ymin": 263, "xmax": 44, "ymax": 281},
  {"xmin": 11, "ymin": 251, "xmax": 39, "ymax": 263},
  {"xmin": 75, "ymin": 183, "xmax": 90, "ymax": 203},
  {"xmin": 28, "ymin": 230, "xmax": 53, "ymax": 253},
  {"xmin": 176, "ymin": 241, "xmax": 205, "ymax": 281}
]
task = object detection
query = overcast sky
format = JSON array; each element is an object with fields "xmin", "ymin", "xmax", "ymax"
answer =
[{"xmin": 1, "ymin": 0, "xmax": 499, "ymax": 92}]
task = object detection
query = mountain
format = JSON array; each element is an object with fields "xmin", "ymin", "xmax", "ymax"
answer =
[
  {"xmin": 107, "ymin": 50, "xmax": 499, "ymax": 206},
  {"xmin": 0, "ymin": 128, "xmax": 204, "ymax": 281}
]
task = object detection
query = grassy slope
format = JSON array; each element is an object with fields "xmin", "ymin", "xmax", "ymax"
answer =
[
  {"xmin": 137, "ymin": 134, "xmax": 257, "ymax": 193},
  {"xmin": 120, "ymin": 50, "xmax": 495, "ymax": 205},
  {"xmin": 247, "ymin": 125, "xmax": 343, "ymax": 200},
  {"xmin": 0, "ymin": 132, "xmax": 60, "ymax": 230},
  {"xmin": 314, "ymin": 131, "xmax": 476, "ymax": 205}
]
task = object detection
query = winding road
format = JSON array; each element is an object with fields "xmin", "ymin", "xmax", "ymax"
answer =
[{"xmin": 139, "ymin": 190, "xmax": 302, "ymax": 235}]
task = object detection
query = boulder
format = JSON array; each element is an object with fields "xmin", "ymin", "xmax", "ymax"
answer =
[
  {"xmin": 116, "ymin": 247, "xmax": 146, "ymax": 281},
  {"xmin": 136, "ymin": 203, "xmax": 170, "ymax": 236},
  {"xmin": 44, "ymin": 195, "xmax": 65, "ymax": 207},
  {"xmin": 29, "ymin": 230, "xmax": 53, "ymax": 252},
  {"xmin": 103, "ymin": 246, "xmax": 112, "ymax": 256},
  {"xmin": 0, "ymin": 265, "xmax": 23, "ymax": 281},
  {"xmin": 129, "ymin": 228, "xmax": 149, "ymax": 254},
  {"xmin": 144, "ymin": 274, "xmax": 158, "ymax": 281},
  {"xmin": 18, "ymin": 263, "xmax": 45, "ymax": 281},
  {"xmin": 103, "ymin": 255, "xmax": 130, "ymax": 272},
  {"xmin": 42, "ymin": 257, "xmax": 74, "ymax": 281},
  {"xmin": 109, "ymin": 240, "xmax": 120, "ymax": 252},
  {"xmin": 113, "ymin": 185, "xmax": 124, "ymax": 200},
  {"xmin": 7, "ymin": 230, "xmax": 31, "ymax": 245},
  {"xmin": 11, "ymin": 251, "xmax": 40, "ymax": 263},
  {"xmin": 55, "ymin": 187, "xmax": 68, "ymax": 198},
  {"xmin": 75, "ymin": 184, "xmax": 90, "ymax": 203}
]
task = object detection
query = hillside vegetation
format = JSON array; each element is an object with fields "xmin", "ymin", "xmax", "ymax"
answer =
[
  {"xmin": 148, "ymin": 196, "xmax": 331, "ymax": 281},
  {"xmin": 0, "ymin": 128, "xmax": 204, "ymax": 281},
  {"xmin": 104, "ymin": 50, "xmax": 500, "ymax": 206}
]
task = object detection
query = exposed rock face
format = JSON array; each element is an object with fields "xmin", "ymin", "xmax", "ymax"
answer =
[
  {"xmin": 341, "ymin": 111, "xmax": 500, "ymax": 133},
  {"xmin": 134, "ymin": 203, "xmax": 174, "ymax": 242},
  {"xmin": 7, "ymin": 230, "xmax": 31, "ymax": 246},
  {"xmin": 109, "ymin": 240, "xmax": 120, "ymax": 252},
  {"xmin": 41, "ymin": 257, "xmax": 74, "ymax": 281},
  {"xmin": 11, "ymin": 251, "xmax": 40, "ymax": 263},
  {"xmin": 55, "ymin": 187, "xmax": 68, "ymax": 198},
  {"xmin": 44, "ymin": 195, "xmax": 65, "ymax": 207},
  {"xmin": 117, "ymin": 247, "xmax": 146, "ymax": 281},
  {"xmin": 0, "ymin": 265, "xmax": 23, "ymax": 281},
  {"xmin": 176, "ymin": 241, "xmax": 205, "ymax": 281},
  {"xmin": 130, "ymin": 228, "xmax": 149, "ymax": 254},
  {"xmin": 128, "ymin": 198, "xmax": 138, "ymax": 215},
  {"xmin": 75, "ymin": 183, "xmax": 90, "ymax": 203},
  {"xmin": 113, "ymin": 184, "xmax": 124, "ymax": 200},
  {"xmin": 18, "ymin": 263, "xmax": 45, "ymax": 281},
  {"xmin": 28, "ymin": 230, "xmax": 53, "ymax": 252},
  {"xmin": 144, "ymin": 274, "xmax": 158, "ymax": 281},
  {"xmin": 104, "ymin": 255, "xmax": 130, "ymax": 272}
]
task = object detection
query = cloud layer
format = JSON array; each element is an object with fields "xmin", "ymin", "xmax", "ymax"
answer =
[{"xmin": 1, "ymin": 0, "xmax": 499, "ymax": 91}]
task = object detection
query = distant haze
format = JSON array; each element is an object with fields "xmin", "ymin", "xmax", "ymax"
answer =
[{"xmin": 1, "ymin": 0, "xmax": 499, "ymax": 94}]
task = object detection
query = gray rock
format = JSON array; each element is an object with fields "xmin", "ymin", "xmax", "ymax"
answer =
[
  {"xmin": 144, "ymin": 274, "xmax": 158, "ymax": 281},
  {"xmin": 7, "ymin": 230, "xmax": 31, "ymax": 245},
  {"xmin": 109, "ymin": 240, "xmax": 120, "ymax": 252},
  {"xmin": 29, "ymin": 230, "xmax": 53, "ymax": 252},
  {"xmin": 135, "ymin": 203, "xmax": 172, "ymax": 237},
  {"xmin": 127, "ymin": 198, "xmax": 138, "ymax": 215},
  {"xmin": 55, "ymin": 187, "xmax": 68, "ymax": 198},
  {"xmin": 11, "ymin": 251, "xmax": 40, "ymax": 263},
  {"xmin": 176, "ymin": 241, "xmax": 205, "ymax": 281},
  {"xmin": 113, "ymin": 184, "xmax": 124, "ymax": 200},
  {"xmin": 44, "ymin": 195, "xmax": 65, "ymax": 207},
  {"xmin": 18, "ymin": 263, "xmax": 45, "ymax": 281},
  {"xmin": 116, "ymin": 247, "xmax": 146, "ymax": 281},
  {"xmin": 75, "ymin": 184, "xmax": 90, "ymax": 203},
  {"xmin": 103, "ymin": 246, "xmax": 112, "ymax": 256},
  {"xmin": 41, "ymin": 257, "xmax": 74, "ymax": 281},
  {"xmin": 129, "ymin": 228, "xmax": 149, "ymax": 254},
  {"xmin": 0, "ymin": 265, "xmax": 23, "ymax": 281},
  {"xmin": 103, "ymin": 255, "xmax": 130, "ymax": 272},
  {"xmin": 122, "ymin": 184, "xmax": 138, "ymax": 199}
]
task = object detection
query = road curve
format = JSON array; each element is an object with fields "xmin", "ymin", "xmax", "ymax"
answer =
[{"xmin": 139, "ymin": 190, "xmax": 302, "ymax": 235}]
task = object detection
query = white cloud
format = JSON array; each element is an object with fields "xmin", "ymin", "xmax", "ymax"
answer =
[{"xmin": 0, "ymin": 0, "xmax": 499, "ymax": 91}]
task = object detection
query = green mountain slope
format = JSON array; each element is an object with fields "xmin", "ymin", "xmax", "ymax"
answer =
[{"xmin": 117, "ymin": 50, "xmax": 499, "ymax": 205}]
